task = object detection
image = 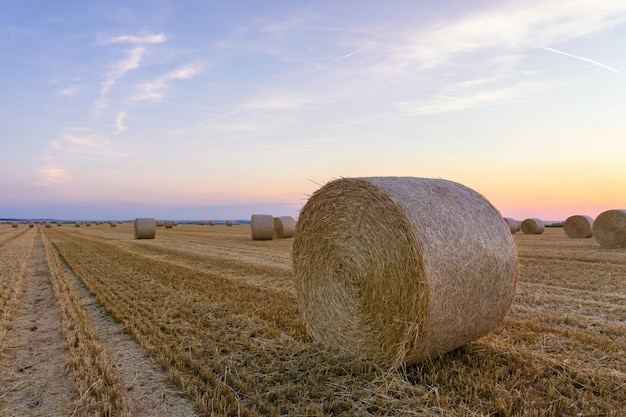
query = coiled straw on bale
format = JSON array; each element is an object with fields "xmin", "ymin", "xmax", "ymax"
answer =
[
  {"xmin": 504, "ymin": 217, "xmax": 521, "ymax": 234},
  {"xmin": 593, "ymin": 209, "xmax": 626, "ymax": 248},
  {"xmin": 521, "ymin": 218, "xmax": 545, "ymax": 234},
  {"xmin": 564, "ymin": 215, "xmax": 594, "ymax": 238},
  {"xmin": 134, "ymin": 218, "xmax": 156, "ymax": 239},
  {"xmin": 251, "ymin": 214, "xmax": 274, "ymax": 240},
  {"xmin": 273, "ymin": 216, "xmax": 296, "ymax": 238},
  {"xmin": 292, "ymin": 177, "xmax": 519, "ymax": 369}
]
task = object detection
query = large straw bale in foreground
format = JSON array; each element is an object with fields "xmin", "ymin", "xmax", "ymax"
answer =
[
  {"xmin": 564, "ymin": 215, "xmax": 594, "ymax": 238},
  {"xmin": 593, "ymin": 209, "xmax": 626, "ymax": 248},
  {"xmin": 292, "ymin": 177, "xmax": 519, "ymax": 368},
  {"xmin": 504, "ymin": 217, "xmax": 521, "ymax": 234},
  {"xmin": 251, "ymin": 214, "xmax": 274, "ymax": 240},
  {"xmin": 134, "ymin": 217, "xmax": 156, "ymax": 239},
  {"xmin": 521, "ymin": 218, "xmax": 545, "ymax": 234},
  {"xmin": 273, "ymin": 216, "xmax": 296, "ymax": 238}
]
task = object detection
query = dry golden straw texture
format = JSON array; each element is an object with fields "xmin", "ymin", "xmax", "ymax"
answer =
[
  {"xmin": 164, "ymin": 221, "xmax": 174, "ymax": 229},
  {"xmin": 504, "ymin": 217, "xmax": 521, "ymax": 234},
  {"xmin": 593, "ymin": 209, "xmax": 626, "ymax": 248},
  {"xmin": 292, "ymin": 176, "xmax": 519, "ymax": 369},
  {"xmin": 273, "ymin": 216, "xmax": 296, "ymax": 238},
  {"xmin": 564, "ymin": 215, "xmax": 594, "ymax": 238},
  {"xmin": 521, "ymin": 218, "xmax": 545, "ymax": 234},
  {"xmin": 251, "ymin": 214, "xmax": 274, "ymax": 240},
  {"xmin": 133, "ymin": 218, "xmax": 156, "ymax": 239}
]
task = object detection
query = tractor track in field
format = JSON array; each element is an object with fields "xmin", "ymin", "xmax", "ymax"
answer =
[{"xmin": 0, "ymin": 228, "xmax": 198, "ymax": 416}]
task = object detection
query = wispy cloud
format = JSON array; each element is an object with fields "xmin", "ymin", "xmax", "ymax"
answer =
[
  {"xmin": 542, "ymin": 47, "xmax": 620, "ymax": 73},
  {"xmin": 39, "ymin": 165, "xmax": 74, "ymax": 185},
  {"xmin": 100, "ymin": 33, "xmax": 167, "ymax": 45},
  {"xmin": 50, "ymin": 127, "xmax": 118, "ymax": 159},
  {"xmin": 94, "ymin": 46, "xmax": 145, "ymax": 116},
  {"xmin": 397, "ymin": 80, "xmax": 562, "ymax": 115},
  {"xmin": 58, "ymin": 85, "xmax": 82, "ymax": 97},
  {"xmin": 114, "ymin": 112, "xmax": 127, "ymax": 135},
  {"xmin": 134, "ymin": 63, "xmax": 204, "ymax": 101}
]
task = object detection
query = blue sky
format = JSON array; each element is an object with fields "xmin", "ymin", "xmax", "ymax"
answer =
[{"xmin": 2, "ymin": 0, "xmax": 626, "ymax": 220}]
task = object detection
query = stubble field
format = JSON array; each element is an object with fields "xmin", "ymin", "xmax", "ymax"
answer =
[{"xmin": 0, "ymin": 223, "xmax": 624, "ymax": 416}]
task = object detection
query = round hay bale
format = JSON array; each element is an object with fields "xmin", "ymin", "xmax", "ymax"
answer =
[
  {"xmin": 57, "ymin": 221, "xmax": 62, "ymax": 227},
  {"xmin": 292, "ymin": 177, "xmax": 519, "ymax": 368},
  {"xmin": 503, "ymin": 217, "xmax": 521, "ymax": 234},
  {"xmin": 28, "ymin": 222, "xmax": 34, "ymax": 228},
  {"xmin": 209, "ymin": 221, "xmax": 216, "ymax": 226},
  {"xmin": 225, "ymin": 220, "xmax": 233, "ymax": 226},
  {"xmin": 164, "ymin": 221, "xmax": 174, "ymax": 228},
  {"xmin": 521, "ymin": 218, "xmax": 545, "ymax": 234},
  {"xmin": 273, "ymin": 216, "xmax": 296, "ymax": 238},
  {"xmin": 251, "ymin": 214, "xmax": 274, "ymax": 240},
  {"xmin": 134, "ymin": 217, "xmax": 156, "ymax": 239},
  {"xmin": 11, "ymin": 221, "xmax": 18, "ymax": 228},
  {"xmin": 75, "ymin": 222, "xmax": 81, "ymax": 227},
  {"xmin": 593, "ymin": 209, "xmax": 626, "ymax": 248},
  {"xmin": 156, "ymin": 220, "xmax": 165, "ymax": 227},
  {"xmin": 564, "ymin": 215, "xmax": 594, "ymax": 238},
  {"xmin": 45, "ymin": 221, "xmax": 51, "ymax": 228}
]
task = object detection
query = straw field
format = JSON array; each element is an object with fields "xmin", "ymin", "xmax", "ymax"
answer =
[{"xmin": 0, "ymin": 223, "xmax": 624, "ymax": 416}]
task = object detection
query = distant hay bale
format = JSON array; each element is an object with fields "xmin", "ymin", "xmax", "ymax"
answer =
[
  {"xmin": 45, "ymin": 221, "xmax": 51, "ymax": 228},
  {"xmin": 28, "ymin": 222, "xmax": 35, "ymax": 228},
  {"xmin": 273, "ymin": 216, "xmax": 296, "ymax": 238},
  {"xmin": 521, "ymin": 218, "xmax": 545, "ymax": 234},
  {"xmin": 593, "ymin": 209, "xmax": 626, "ymax": 248},
  {"xmin": 225, "ymin": 220, "xmax": 233, "ymax": 226},
  {"xmin": 209, "ymin": 221, "xmax": 216, "ymax": 226},
  {"xmin": 292, "ymin": 177, "xmax": 519, "ymax": 369},
  {"xmin": 11, "ymin": 221, "xmax": 18, "ymax": 228},
  {"xmin": 75, "ymin": 222, "xmax": 81, "ymax": 227},
  {"xmin": 198, "ymin": 220, "xmax": 205, "ymax": 225},
  {"xmin": 165, "ymin": 221, "xmax": 174, "ymax": 228},
  {"xmin": 110, "ymin": 221, "xmax": 117, "ymax": 227},
  {"xmin": 156, "ymin": 220, "xmax": 165, "ymax": 227},
  {"xmin": 564, "ymin": 215, "xmax": 594, "ymax": 238},
  {"xmin": 503, "ymin": 217, "xmax": 521, "ymax": 234},
  {"xmin": 85, "ymin": 222, "xmax": 91, "ymax": 227},
  {"xmin": 251, "ymin": 214, "xmax": 274, "ymax": 240},
  {"xmin": 134, "ymin": 218, "xmax": 156, "ymax": 239}
]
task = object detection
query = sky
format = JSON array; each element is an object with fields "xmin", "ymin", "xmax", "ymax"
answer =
[{"xmin": 1, "ymin": 0, "xmax": 625, "ymax": 221}]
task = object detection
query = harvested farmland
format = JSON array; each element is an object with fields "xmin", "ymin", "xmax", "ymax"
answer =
[{"xmin": 0, "ymin": 223, "xmax": 624, "ymax": 416}]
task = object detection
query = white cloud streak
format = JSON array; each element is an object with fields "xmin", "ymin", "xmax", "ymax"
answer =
[
  {"xmin": 114, "ymin": 112, "xmax": 127, "ymax": 135},
  {"xmin": 100, "ymin": 33, "xmax": 167, "ymax": 45},
  {"xmin": 134, "ymin": 63, "xmax": 204, "ymax": 101},
  {"xmin": 542, "ymin": 47, "xmax": 620, "ymax": 73},
  {"xmin": 94, "ymin": 47, "xmax": 145, "ymax": 116}
]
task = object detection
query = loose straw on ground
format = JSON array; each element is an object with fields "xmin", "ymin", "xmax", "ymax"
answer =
[
  {"xmin": 292, "ymin": 176, "xmax": 519, "ymax": 369},
  {"xmin": 274, "ymin": 216, "xmax": 296, "ymax": 238},
  {"xmin": 134, "ymin": 218, "xmax": 156, "ymax": 239},
  {"xmin": 593, "ymin": 209, "xmax": 626, "ymax": 248},
  {"xmin": 564, "ymin": 215, "xmax": 594, "ymax": 238},
  {"xmin": 251, "ymin": 214, "xmax": 274, "ymax": 240},
  {"xmin": 521, "ymin": 218, "xmax": 545, "ymax": 234}
]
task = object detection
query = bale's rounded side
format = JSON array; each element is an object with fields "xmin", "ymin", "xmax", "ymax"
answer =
[
  {"xmin": 164, "ymin": 221, "xmax": 174, "ymax": 228},
  {"xmin": 251, "ymin": 214, "xmax": 274, "ymax": 240},
  {"xmin": 593, "ymin": 209, "xmax": 626, "ymax": 248},
  {"xmin": 504, "ymin": 217, "xmax": 521, "ymax": 234},
  {"xmin": 292, "ymin": 177, "xmax": 519, "ymax": 368},
  {"xmin": 521, "ymin": 218, "xmax": 545, "ymax": 234},
  {"xmin": 564, "ymin": 215, "xmax": 594, "ymax": 238},
  {"xmin": 273, "ymin": 216, "xmax": 296, "ymax": 238},
  {"xmin": 134, "ymin": 218, "xmax": 156, "ymax": 239},
  {"xmin": 110, "ymin": 222, "xmax": 117, "ymax": 227},
  {"xmin": 75, "ymin": 222, "xmax": 81, "ymax": 227}
]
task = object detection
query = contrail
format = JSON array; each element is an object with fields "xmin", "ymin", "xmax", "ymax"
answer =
[
  {"xmin": 543, "ymin": 47, "xmax": 619, "ymax": 73},
  {"xmin": 313, "ymin": 44, "xmax": 374, "ymax": 71}
]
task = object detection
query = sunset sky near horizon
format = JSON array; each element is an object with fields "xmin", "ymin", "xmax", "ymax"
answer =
[{"xmin": 1, "ymin": 0, "xmax": 625, "ymax": 221}]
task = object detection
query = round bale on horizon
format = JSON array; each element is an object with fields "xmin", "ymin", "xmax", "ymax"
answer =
[
  {"xmin": 134, "ymin": 218, "xmax": 156, "ymax": 239},
  {"xmin": 593, "ymin": 209, "xmax": 626, "ymax": 248},
  {"xmin": 564, "ymin": 215, "xmax": 594, "ymax": 238},
  {"xmin": 292, "ymin": 176, "xmax": 519, "ymax": 369},
  {"xmin": 273, "ymin": 216, "xmax": 296, "ymax": 238},
  {"xmin": 251, "ymin": 214, "xmax": 274, "ymax": 240},
  {"xmin": 521, "ymin": 218, "xmax": 545, "ymax": 234},
  {"xmin": 504, "ymin": 217, "xmax": 521, "ymax": 234}
]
